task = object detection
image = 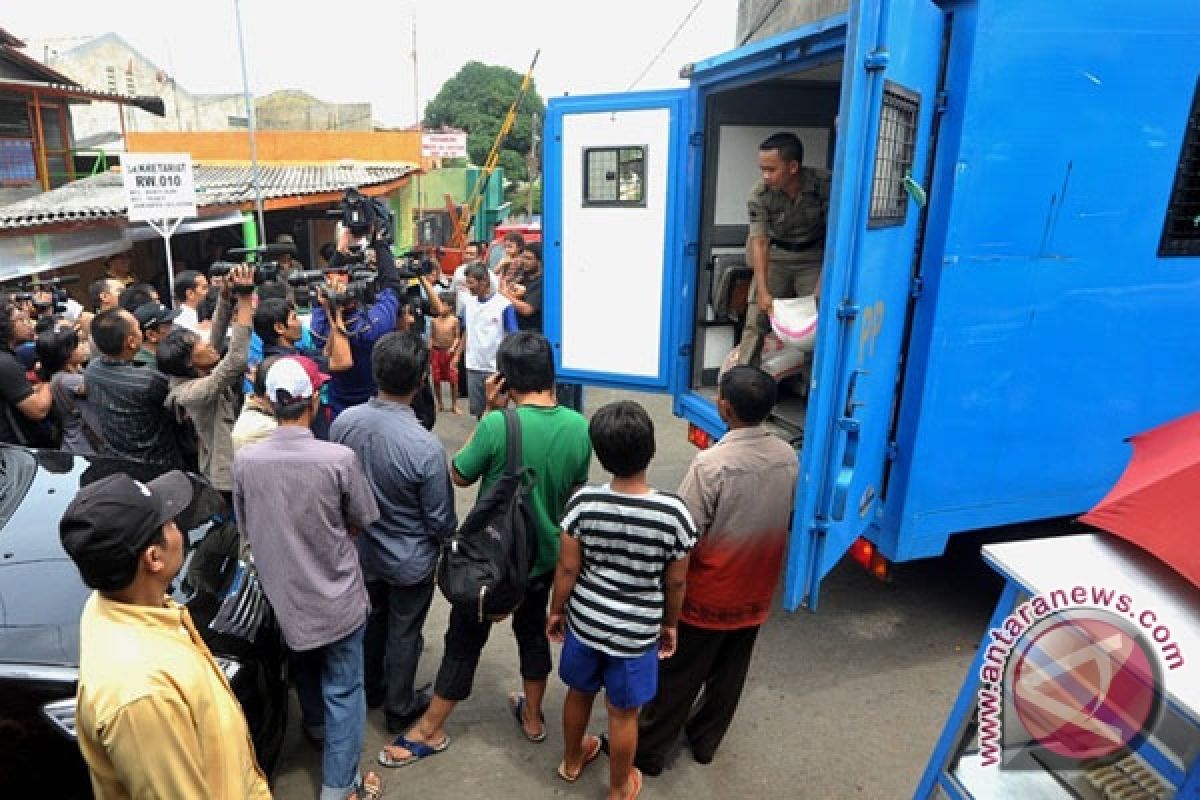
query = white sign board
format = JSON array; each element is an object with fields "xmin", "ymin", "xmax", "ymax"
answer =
[
  {"xmin": 421, "ymin": 131, "xmax": 469, "ymax": 159},
  {"xmin": 122, "ymin": 153, "xmax": 197, "ymax": 222}
]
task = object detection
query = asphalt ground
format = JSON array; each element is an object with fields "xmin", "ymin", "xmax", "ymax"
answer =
[{"xmin": 272, "ymin": 388, "xmax": 1002, "ymax": 799}]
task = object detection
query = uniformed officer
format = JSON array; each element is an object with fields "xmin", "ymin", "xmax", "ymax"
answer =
[{"xmin": 739, "ymin": 132, "xmax": 831, "ymax": 367}]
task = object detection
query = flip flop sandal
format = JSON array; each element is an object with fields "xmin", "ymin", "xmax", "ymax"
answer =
[
  {"xmin": 557, "ymin": 734, "xmax": 603, "ymax": 782},
  {"xmin": 351, "ymin": 772, "xmax": 383, "ymax": 800},
  {"xmin": 623, "ymin": 767, "xmax": 644, "ymax": 800},
  {"xmin": 377, "ymin": 734, "xmax": 450, "ymax": 768},
  {"xmin": 508, "ymin": 691, "xmax": 547, "ymax": 742}
]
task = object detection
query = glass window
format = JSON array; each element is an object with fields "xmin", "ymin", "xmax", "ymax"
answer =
[
  {"xmin": 869, "ymin": 83, "xmax": 920, "ymax": 227},
  {"xmin": 0, "ymin": 139, "xmax": 36, "ymax": 186},
  {"xmin": 583, "ymin": 146, "xmax": 646, "ymax": 207},
  {"xmin": 1159, "ymin": 79, "xmax": 1200, "ymax": 257}
]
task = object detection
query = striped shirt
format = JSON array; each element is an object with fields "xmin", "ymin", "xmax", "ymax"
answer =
[
  {"xmin": 84, "ymin": 356, "xmax": 181, "ymax": 466},
  {"xmin": 561, "ymin": 485, "xmax": 696, "ymax": 658}
]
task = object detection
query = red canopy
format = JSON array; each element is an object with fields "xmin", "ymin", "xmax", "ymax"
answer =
[{"xmin": 1080, "ymin": 411, "xmax": 1200, "ymax": 588}]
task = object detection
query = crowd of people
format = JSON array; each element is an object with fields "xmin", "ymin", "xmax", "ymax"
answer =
[{"xmin": 3, "ymin": 228, "xmax": 797, "ymax": 800}]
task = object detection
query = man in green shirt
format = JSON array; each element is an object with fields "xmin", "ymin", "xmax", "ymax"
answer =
[{"xmin": 380, "ymin": 332, "xmax": 591, "ymax": 767}]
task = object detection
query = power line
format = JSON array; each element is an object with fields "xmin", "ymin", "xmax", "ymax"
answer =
[{"xmin": 626, "ymin": 0, "xmax": 705, "ymax": 91}]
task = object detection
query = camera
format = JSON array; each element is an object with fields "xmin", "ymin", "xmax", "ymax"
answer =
[
  {"xmin": 210, "ymin": 245, "xmax": 294, "ymax": 288},
  {"xmin": 396, "ymin": 248, "xmax": 439, "ymax": 280},
  {"xmin": 288, "ymin": 268, "xmax": 379, "ymax": 311},
  {"xmin": 14, "ymin": 275, "xmax": 79, "ymax": 316},
  {"xmin": 329, "ymin": 188, "xmax": 394, "ymax": 244}
]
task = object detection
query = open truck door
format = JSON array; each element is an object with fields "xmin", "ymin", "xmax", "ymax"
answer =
[
  {"xmin": 786, "ymin": 0, "xmax": 946, "ymax": 610},
  {"xmin": 544, "ymin": 90, "xmax": 690, "ymax": 392}
]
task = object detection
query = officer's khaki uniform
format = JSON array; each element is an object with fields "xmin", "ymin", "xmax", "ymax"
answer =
[{"xmin": 738, "ymin": 167, "xmax": 831, "ymax": 366}]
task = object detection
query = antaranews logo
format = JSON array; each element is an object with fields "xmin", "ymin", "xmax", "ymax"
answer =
[{"xmin": 976, "ymin": 585, "xmax": 1184, "ymax": 769}]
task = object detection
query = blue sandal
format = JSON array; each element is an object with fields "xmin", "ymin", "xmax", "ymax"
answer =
[
  {"xmin": 377, "ymin": 734, "xmax": 450, "ymax": 767},
  {"xmin": 508, "ymin": 691, "xmax": 547, "ymax": 742}
]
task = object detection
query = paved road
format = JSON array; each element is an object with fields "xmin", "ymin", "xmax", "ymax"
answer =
[{"xmin": 272, "ymin": 388, "xmax": 1001, "ymax": 799}]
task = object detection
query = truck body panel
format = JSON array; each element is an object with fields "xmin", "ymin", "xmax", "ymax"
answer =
[{"xmin": 544, "ymin": 0, "xmax": 1200, "ymax": 609}]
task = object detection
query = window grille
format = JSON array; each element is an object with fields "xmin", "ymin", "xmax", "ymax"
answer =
[
  {"xmin": 869, "ymin": 83, "xmax": 920, "ymax": 227},
  {"xmin": 583, "ymin": 146, "xmax": 647, "ymax": 207}
]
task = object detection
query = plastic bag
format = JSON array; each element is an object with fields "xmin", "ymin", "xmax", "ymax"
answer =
[{"xmin": 770, "ymin": 295, "xmax": 818, "ymax": 351}]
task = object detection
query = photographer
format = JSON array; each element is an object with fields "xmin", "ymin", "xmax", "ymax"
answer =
[
  {"xmin": 157, "ymin": 265, "xmax": 255, "ymax": 496},
  {"xmin": 309, "ymin": 224, "xmax": 403, "ymax": 417}
]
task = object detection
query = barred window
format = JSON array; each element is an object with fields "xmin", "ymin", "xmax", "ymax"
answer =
[
  {"xmin": 1159, "ymin": 79, "xmax": 1200, "ymax": 257},
  {"xmin": 869, "ymin": 83, "xmax": 919, "ymax": 227},
  {"xmin": 583, "ymin": 146, "xmax": 646, "ymax": 207}
]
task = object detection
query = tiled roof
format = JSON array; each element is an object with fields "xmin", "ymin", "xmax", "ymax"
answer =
[{"xmin": 0, "ymin": 161, "xmax": 418, "ymax": 230}]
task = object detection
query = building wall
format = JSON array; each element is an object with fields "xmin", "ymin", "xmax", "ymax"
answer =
[
  {"xmin": 737, "ymin": 0, "xmax": 848, "ymax": 45},
  {"xmin": 125, "ymin": 130, "xmax": 421, "ymax": 162},
  {"xmin": 47, "ymin": 36, "xmax": 244, "ymax": 140},
  {"xmin": 43, "ymin": 34, "xmax": 374, "ymax": 144}
]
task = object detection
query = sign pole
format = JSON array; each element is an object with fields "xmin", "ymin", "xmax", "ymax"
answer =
[{"xmin": 147, "ymin": 217, "xmax": 184, "ymax": 306}]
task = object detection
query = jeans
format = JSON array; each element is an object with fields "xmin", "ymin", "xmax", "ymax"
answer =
[
  {"xmin": 364, "ymin": 579, "xmax": 435, "ymax": 729},
  {"xmin": 293, "ymin": 622, "xmax": 368, "ymax": 800},
  {"xmin": 466, "ymin": 369, "xmax": 489, "ymax": 418}
]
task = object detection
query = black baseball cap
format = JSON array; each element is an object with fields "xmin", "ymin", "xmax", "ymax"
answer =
[
  {"xmin": 133, "ymin": 301, "xmax": 182, "ymax": 331},
  {"xmin": 59, "ymin": 471, "xmax": 194, "ymax": 591}
]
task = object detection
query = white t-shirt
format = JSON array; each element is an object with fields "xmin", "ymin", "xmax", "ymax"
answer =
[
  {"xmin": 175, "ymin": 304, "xmax": 201, "ymax": 333},
  {"xmin": 463, "ymin": 292, "xmax": 513, "ymax": 372},
  {"xmin": 451, "ymin": 260, "xmax": 496, "ymax": 316}
]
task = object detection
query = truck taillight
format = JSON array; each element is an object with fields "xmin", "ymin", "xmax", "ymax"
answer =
[
  {"xmin": 687, "ymin": 424, "xmax": 713, "ymax": 449},
  {"xmin": 848, "ymin": 537, "xmax": 891, "ymax": 582}
]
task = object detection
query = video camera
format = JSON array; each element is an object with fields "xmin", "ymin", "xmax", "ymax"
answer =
[
  {"xmin": 209, "ymin": 244, "xmax": 295, "ymax": 290},
  {"xmin": 396, "ymin": 248, "xmax": 439, "ymax": 280},
  {"xmin": 13, "ymin": 275, "xmax": 80, "ymax": 316},
  {"xmin": 287, "ymin": 268, "xmax": 379, "ymax": 311},
  {"xmin": 329, "ymin": 188, "xmax": 394, "ymax": 245}
]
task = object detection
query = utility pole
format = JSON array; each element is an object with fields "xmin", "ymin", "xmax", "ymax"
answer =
[{"xmin": 233, "ymin": 0, "xmax": 266, "ymax": 242}]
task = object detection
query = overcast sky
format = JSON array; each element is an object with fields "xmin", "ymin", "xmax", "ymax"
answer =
[{"xmin": 6, "ymin": 0, "xmax": 739, "ymax": 127}]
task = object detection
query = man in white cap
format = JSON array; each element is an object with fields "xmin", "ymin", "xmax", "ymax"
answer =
[
  {"xmin": 233, "ymin": 356, "xmax": 383, "ymax": 800},
  {"xmin": 61, "ymin": 470, "xmax": 270, "ymax": 799}
]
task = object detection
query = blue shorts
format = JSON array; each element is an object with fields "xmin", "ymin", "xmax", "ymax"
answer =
[{"xmin": 559, "ymin": 627, "xmax": 659, "ymax": 710}]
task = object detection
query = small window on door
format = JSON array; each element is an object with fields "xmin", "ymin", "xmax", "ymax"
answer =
[
  {"xmin": 869, "ymin": 83, "xmax": 920, "ymax": 227},
  {"xmin": 1159, "ymin": 79, "xmax": 1200, "ymax": 257},
  {"xmin": 583, "ymin": 146, "xmax": 646, "ymax": 207}
]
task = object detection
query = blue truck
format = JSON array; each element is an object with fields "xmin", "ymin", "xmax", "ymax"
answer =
[{"xmin": 542, "ymin": 0, "xmax": 1200, "ymax": 610}]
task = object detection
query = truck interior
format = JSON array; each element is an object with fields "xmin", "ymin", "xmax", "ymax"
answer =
[{"xmin": 691, "ymin": 60, "xmax": 843, "ymax": 441}]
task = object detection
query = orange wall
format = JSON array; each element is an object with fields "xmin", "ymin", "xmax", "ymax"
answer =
[{"xmin": 126, "ymin": 131, "xmax": 422, "ymax": 163}]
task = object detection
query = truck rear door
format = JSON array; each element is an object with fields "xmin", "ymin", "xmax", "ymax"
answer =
[
  {"xmin": 544, "ymin": 90, "xmax": 690, "ymax": 392},
  {"xmin": 786, "ymin": 0, "xmax": 946, "ymax": 610}
]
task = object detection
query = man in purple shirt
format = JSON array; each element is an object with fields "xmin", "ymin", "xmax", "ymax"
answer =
[{"xmin": 233, "ymin": 356, "xmax": 383, "ymax": 800}]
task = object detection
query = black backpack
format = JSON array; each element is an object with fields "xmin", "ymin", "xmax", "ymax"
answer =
[{"xmin": 437, "ymin": 408, "xmax": 534, "ymax": 622}]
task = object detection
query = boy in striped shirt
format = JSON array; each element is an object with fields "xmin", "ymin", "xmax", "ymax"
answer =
[{"xmin": 547, "ymin": 400, "xmax": 695, "ymax": 800}]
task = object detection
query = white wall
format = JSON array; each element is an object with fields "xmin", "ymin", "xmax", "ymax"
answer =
[
  {"xmin": 713, "ymin": 125, "xmax": 830, "ymax": 224},
  {"xmin": 560, "ymin": 108, "xmax": 672, "ymax": 380}
]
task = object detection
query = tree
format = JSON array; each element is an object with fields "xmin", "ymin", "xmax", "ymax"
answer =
[{"xmin": 424, "ymin": 61, "xmax": 545, "ymax": 182}]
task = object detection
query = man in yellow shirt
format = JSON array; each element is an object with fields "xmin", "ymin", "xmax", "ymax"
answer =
[{"xmin": 59, "ymin": 471, "xmax": 272, "ymax": 800}]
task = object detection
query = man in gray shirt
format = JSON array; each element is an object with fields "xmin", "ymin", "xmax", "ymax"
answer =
[
  {"xmin": 331, "ymin": 331, "xmax": 457, "ymax": 734},
  {"xmin": 234, "ymin": 356, "xmax": 382, "ymax": 800}
]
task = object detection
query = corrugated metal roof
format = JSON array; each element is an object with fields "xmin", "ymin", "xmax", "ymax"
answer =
[
  {"xmin": 0, "ymin": 78, "xmax": 166, "ymax": 115},
  {"xmin": 0, "ymin": 161, "xmax": 417, "ymax": 230}
]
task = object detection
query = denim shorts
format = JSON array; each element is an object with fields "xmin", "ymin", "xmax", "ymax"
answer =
[{"xmin": 559, "ymin": 627, "xmax": 659, "ymax": 710}]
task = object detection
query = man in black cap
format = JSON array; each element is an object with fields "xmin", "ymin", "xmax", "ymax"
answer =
[
  {"xmin": 131, "ymin": 301, "xmax": 181, "ymax": 366},
  {"xmin": 60, "ymin": 471, "xmax": 270, "ymax": 799}
]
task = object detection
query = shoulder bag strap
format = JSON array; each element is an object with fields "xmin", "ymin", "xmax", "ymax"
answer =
[
  {"xmin": 503, "ymin": 407, "xmax": 532, "ymax": 578},
  {"xmin": 503, "ymin": 407, "xmax": 523, "ymax": 478}
]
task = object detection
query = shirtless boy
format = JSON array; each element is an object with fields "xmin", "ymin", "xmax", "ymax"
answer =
[{"xmin": 429, "ymin": 296, "xmax": 462, "ymax": 414}]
